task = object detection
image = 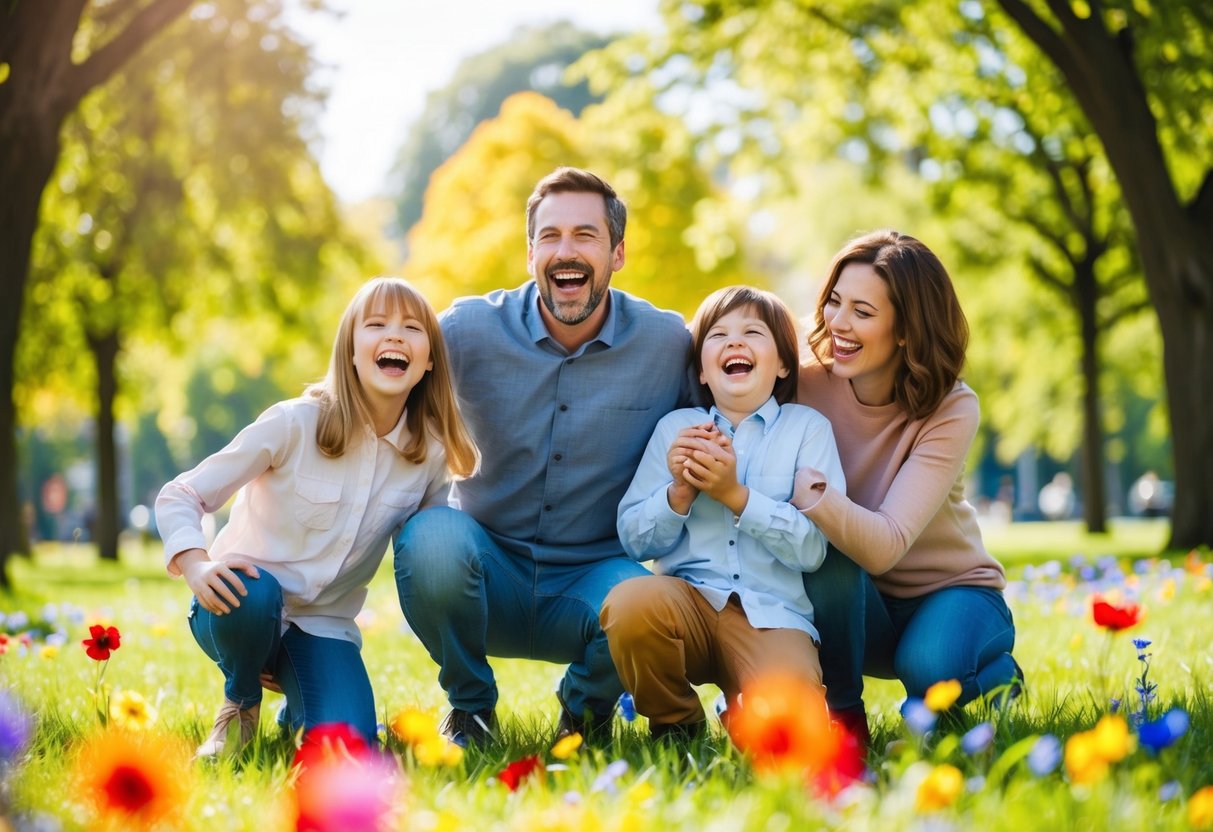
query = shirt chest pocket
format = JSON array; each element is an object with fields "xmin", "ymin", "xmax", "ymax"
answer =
[
  {"xmin": 294, "ymin": 474, "xmax": 343, "ymax": 530},
  {"xmin": 373, "ymin": 487, "xmax": 423, "ymax": 536}
]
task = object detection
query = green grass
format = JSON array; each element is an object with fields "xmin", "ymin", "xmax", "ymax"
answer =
[{"xmin": 2, "ymin": 524, "xmax": 1211, "ymax": 831}]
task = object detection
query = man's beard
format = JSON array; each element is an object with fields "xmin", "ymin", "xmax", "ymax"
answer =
[{"xmin": 540, "ymin": 264, "xmax": 609, "ymax": 326}]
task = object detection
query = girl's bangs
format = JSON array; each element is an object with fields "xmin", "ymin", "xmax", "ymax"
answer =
[{"xmin": 361, "ymin": 280, "xmax": 430, "ymax": 324}]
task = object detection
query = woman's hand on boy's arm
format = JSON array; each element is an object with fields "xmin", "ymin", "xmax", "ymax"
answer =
[
  {"xmin": 173, "ymin": 548, "xmax": 260, "ymax": 615},
  {"xmin": 790, "ymin": 467, "xmax": 829, "ymax": 512}
]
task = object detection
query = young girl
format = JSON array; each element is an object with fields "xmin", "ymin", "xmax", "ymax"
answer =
[
  {"xmin": 602, "ymin": 286, "xmax": 845, "ymax": 740},
  {"xmin": 156, "ymin": 277, "xmax": 477, "ymax": 757},
  {"xmin": 792, "ymin": 230, "xmax": 1021, "ymax": 747}
]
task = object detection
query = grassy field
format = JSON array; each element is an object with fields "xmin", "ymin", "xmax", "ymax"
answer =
[{"xmin": 2, "ymin": 520, "xmax": 1211, "ymax": 831}]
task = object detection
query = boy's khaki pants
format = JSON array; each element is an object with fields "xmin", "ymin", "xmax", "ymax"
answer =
[{"xmin": 600, "ymin": 575, "xmax": 823, "ymax": 730}]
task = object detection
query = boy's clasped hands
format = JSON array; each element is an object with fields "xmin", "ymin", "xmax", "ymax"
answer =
[{"xmin": 665, "ymin": 423, "xmax": 749, "ymax": 516}]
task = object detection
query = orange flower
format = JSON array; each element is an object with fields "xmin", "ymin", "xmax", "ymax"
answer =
[
  {"xmin": 727, "ymin": 672, "xmax": 862, "ymax": 796},
  {"xmin": 75, "ymin": 729, "xmax": 189, "ymax": 828},
  {"xmin": 916, "ymin": 764, "xmax": 964, "ymax": 812},
  {"xmin": 1091, "ymin": 596, "xmax": 1142, "ymax": 631},
  {"xmin": 1189, "ymin": 786, "xmax": 1213, "ymax": 830}
]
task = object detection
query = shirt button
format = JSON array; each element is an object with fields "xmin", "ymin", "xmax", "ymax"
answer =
[
  {"xmin": 732, "ymin": 574, "xmax": 740, "ymax": 580},
  {"xmin": 554, "ymin": 453, "xmax": 563, "ymax": 461},
  {"xmin": 559, "ymin": 404, "xmax": 568, "ymax": 412},
  {"xmin": 544, "ymin": 505, "xmax": 552, "ymax": 511},
  {"xmin": 729, "ymin": 540, "xmax": 735, "ymax": 546},
  {"xmin": 566, "ymin": 359, "xmax": 575, "ymax": 365}
]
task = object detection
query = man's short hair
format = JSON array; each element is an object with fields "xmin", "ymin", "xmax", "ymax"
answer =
[{"xmin": 526, "ymin": 167, "xmax": 626, "ymax": 250}]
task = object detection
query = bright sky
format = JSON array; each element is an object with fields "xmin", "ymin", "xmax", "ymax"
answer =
[{"xmin": 290, "ymin": 0, "xmax": 662, "ymax": 204}]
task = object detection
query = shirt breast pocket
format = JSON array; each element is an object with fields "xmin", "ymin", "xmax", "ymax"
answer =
[
  {"xmin": 373, "ymin": 487, "xmax": 423, "ymax": 536},
  {"xmin": 294, "ymin": 474, "xmax": 343, "ymax": 530}
]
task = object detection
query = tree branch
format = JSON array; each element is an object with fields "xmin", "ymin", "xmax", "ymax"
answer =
[
  {"xmin": 68, "ymin": 0, "xmax": 194, "ymax": 105},
  {"xmin": 1102, "ymin": 297, "xmax": 1152, "ymax": 328},
  {"xmin": 1189, "ymin": 168, "xmax": 1213, "ymax": 226},
  {"xmin": 1027, "ymin": 253, "xmax": 1073, "ymax": 299}
]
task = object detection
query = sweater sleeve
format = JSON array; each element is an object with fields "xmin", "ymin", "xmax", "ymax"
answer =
[{"xmin": 803, "ymin": 392, "xmax": 978, "ymax": 575}]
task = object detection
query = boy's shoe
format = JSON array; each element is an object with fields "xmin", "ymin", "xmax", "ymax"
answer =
[
  {"xmin": 439, "ymin": 707, "xmax": 497, "ymax": 748},
  {"xmin": 554, "ymin": 692, "xmax": 614, "ymax": 743},
  {"xmin": 196, "ymin": 699, "xmax": 260, "ymax": 758}
]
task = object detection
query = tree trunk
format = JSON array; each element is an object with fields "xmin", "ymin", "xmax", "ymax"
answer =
[
  {"xmin": 997, "ymin": 0, "xmax": 1213, "ymax": 549},
  {"xmin": 88, "ymin": 329, "xmax": 122, "ymax": 561},
  {"xmin": 1074, "ymin": 258, "xmax": 1107, "ymax": 534}
]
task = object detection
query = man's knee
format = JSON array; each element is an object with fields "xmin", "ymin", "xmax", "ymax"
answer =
[{"xmin": 394, "ymin": 506, "xmax": 482, "ymax": 595}]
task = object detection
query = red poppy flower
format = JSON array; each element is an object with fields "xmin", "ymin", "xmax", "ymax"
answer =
[
  {"xmin": 497, "ymin": 755, "xmax": 544, "ymax": 791},
  {"xmin": 82, "ymin": 625, "xmax": 122, "ymax": 661},
  {"xmin": 293, "ymin": 723, "xmax": 371, "ymax": 772},
  {"xmin": 1091, "ymin": 597, "xmax": 1142, "ymax": 631}
]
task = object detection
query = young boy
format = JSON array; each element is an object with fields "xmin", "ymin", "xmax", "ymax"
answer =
[{"xmin": 601, "ymin": 286, "xmax": 845, "ymax": 739}]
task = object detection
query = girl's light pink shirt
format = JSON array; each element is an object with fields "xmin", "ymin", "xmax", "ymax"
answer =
[
  {"xmin": 797, "ymin": 362, "xmax": 1005, "ymax": 598},
  {"xmin": 155, "ymin": 396, "xmax": 450, "ymax": 645}
]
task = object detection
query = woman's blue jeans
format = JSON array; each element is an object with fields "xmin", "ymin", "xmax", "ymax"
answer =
[
  {"xmin": 188, "ymin": 570, "xmax": 378, "ymax": 743},
  {"xmin": 803, "ymin": 544, "xmax": 1020, "ymax": 711},
  {"xmin": 393, "ymin": 506, "xmax": 650, "ymax": 720}
]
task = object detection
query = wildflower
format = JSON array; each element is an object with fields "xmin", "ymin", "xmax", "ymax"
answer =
[
  {"xmin": 1191, "ymin": 786, "xmax": 1213, "ymax": 830},
  {"xmin": 618, "ymin": 691, "xmax": 636, "ymax": 722},
  {"xmin": 1091, "ymin": 596, "xmax": 1141, "ymax": 631},
  {"xmin": 294, "ymin": 735, "xmax": 402, "ymax": 832},
  {"xmin": 109, "ymin": 690, "xmax": 157, "ymax": 731},
  {"xmin": 293, "ymin": 723, "xmax": 370, "ymax": 772},
  {"xmin": 592, "ymin": 759, "xmax": 629, "ymax": 794},
  {"xmin": 39, "ymin": 644, "xmax": 58, "ymax": 660},
  {"xmin": 1132, "ymin": 637, "xmax": 1152, "ymax": 659},
  {"xmin": 961, "ymin": 722, "xmax": 994, "ymax": 755},
  {"xmin": 1159, "ymin": 780, "xmax": 1181, "ymax": 801},
  {"xmin": 75, "ymin": 729, "xmax": 189, "ymax": 828},
  {"xmin": 0, "ymin": 633, "xmax": 8, "ymax": 654},
  {"xmin": 902, "ymin": 698, "xmax": 937, "ymax": 736},
  {"xmin": 498, "ymin": 755, "xmax": 544, "ymax": 791},
  {"xmin": 1027, "ymin": 734, "xmax": 1062, "ymax": 776},
  {"xmin": 1065, "ymin": 715, "xmax": 1132, "ymax": 784},
  {"xmin": 915, "ymin": 764, "xmax": 964, "ymax": 812},
  {"xmin": 1138, "ymin": 708, "xmax": 1189, "ymax": 754},
  {"xmin": 0, "ymin": 689, "xmax": 33, "ymax": 765},
  {"xmin": 388, "ymin": 706, "xmax": 435, "ymax": 746},
  {"xmin": 923, "ymin": 679, "xmax": 962, "ymax": 712},
  {"xmin": 412, "ymin": 733, "xmax": 462, "ymax": 767},
  {"xmin": 551, "ymin": 732, "xmax": 582, "ymax": 760},
  {"xmin": 82, "ymin": 624, "xmax": 122, "ymax": 661}
]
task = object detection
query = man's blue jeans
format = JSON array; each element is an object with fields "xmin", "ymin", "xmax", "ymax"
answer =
[
  {"xmin": 803, "ymin": 544, "xmax": 1020, "ymax": 711},
  {"xmin": 393, "ymin": 506, "xmax": 650, "ymax": 719},
  {"xmin": 188, "ymin": 570, "xmax": 378, "ymax": 742}
]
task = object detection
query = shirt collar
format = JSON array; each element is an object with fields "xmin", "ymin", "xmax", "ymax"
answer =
[
  {"xmin": 379, "ymin": 406, "xmax": 410, "ymax": 451},
  {"xmin": 524, "ymin": 282, "xmax": 618, "ymax": 351},
  {"xmin": 708, "ymin": 396, "xmax": 781, "ymax": 437}
]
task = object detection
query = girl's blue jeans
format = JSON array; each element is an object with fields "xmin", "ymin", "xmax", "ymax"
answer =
[
  {"xmin": 188, "ymin": 570, "xmax": 378, "ymax": 743},
  {"xmin": 803, "ymin": 544, "xmax": 1021, "ymax": 711},
  {"xmin": 393, "ymin": 506, "xmax": 650, "ymax": 720}
]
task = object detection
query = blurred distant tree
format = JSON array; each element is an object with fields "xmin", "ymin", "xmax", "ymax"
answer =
[
  {"xmin": 0, "ymin": 0, "xmax": 195, "ymax": 584},
  {"xmin": 404, "ymin": 91, "xmax": 755, "ymax": 318},
  {"xmin": 582, "ymin": 0, "xmax": 1208, "ymax": 546},
  {"xmin": 21, "ymin": 0, "xmax": 357, "ymax": 564},
  {"xmin": 391, "ymin": 22, "xmax": 611, "ymax": 240}
]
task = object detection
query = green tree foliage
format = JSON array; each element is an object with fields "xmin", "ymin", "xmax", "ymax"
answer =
[
  {"xmin": 391, "ymin": 22, "xmax": 612, "ymax": 239},
  {"xmin": 0, "ymin": 0, "xmax": 196, "ymax": 584},
  {"xmin": 20, "ymin": 0, "xmax": 366, "ymax": 564},
  {"xmin": 404, "ymin": 91, "xmax": 757, "ymax": 319},
  {"xmin": 581, "ymin": 0, "xmax": 1205, "ymax": 542}
]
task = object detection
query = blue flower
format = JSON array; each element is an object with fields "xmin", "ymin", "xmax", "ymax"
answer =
[
  {"xmin": 901, "ymin": 698, "xmax": 937, "ymax": 736},
  {"xmin": 1160, "ymin": 780, "xmax": 1182, "ymax": 801},
  {"xmin": 0, "ymin": 689, "xmax": 33, "ymax": 765},
  {"xmin": 1027, "ymin": 734, "xmax": 1062, "ymax": 776},
  {"xmin": 1138, "ymin": 708, "xmax": 1189, "ymax": 754},
  {"xmin": 617, "ymin": 692, "xmax": 636, "ymax": 722},
  {"xmin": 961, "ymin": 722, "xmax": 995, "ymax": 755},
  {"xmin": 1132, "ymin": 638, "xmax": 1152, "ymax": 651}
]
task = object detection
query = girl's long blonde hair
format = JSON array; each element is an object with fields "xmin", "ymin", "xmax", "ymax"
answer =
[{"xmin": 307, "ymin": 277, "xmax": 478, "ymax": 477}]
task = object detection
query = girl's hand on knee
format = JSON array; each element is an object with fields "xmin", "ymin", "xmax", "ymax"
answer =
[{"xmin": 178, "ymin": 550, "xmax": 260, "ymax": 615}]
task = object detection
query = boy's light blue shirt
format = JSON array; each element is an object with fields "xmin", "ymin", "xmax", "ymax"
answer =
[{"xmin": 617, "ymin": 397, "xmax": 846, "ymax": 642}]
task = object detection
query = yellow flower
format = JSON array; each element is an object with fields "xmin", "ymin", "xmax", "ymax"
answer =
[
  {"xmin": 109, "ymin": 690, "xmax": 157, "ymax": 731},
  {"xmin": 626, "ymin": 781, "xmax": 657, "ymax": 805},
  {"xmin": 1091, "ymin": 714, "xmax": 1132, "ymax": 762},
  {"xmin": 551, "ymin": 732, "xmax": 582, "ymax": 760},
  {"xmin": 412, "ymin": 733, "xmax": 463, "ymax": 767},
  {"xmin": 390, "ymin": 706, "xmax": 437, "ymax": 746},
  {"xmin": 1157, "ymin": 578, "xmax": 1176, "ymax": 601},
  {"xmin": 1064, "ymin": 731, "xmax": 1108, "ymax": 785},
  {"xmin": 1189, "ymin": 786, "xmax": 1213, "ymax": 830},
  {"xmin": 923, "ymin": 679, "xmax": 962, "ymax": 712},
  {"xmin": 39, "ymin": 644, "xmax": 59, "ymax": 659},
  {"xmin": 916, "ymin": 764, "xmax": 964, "ymax": 812}
]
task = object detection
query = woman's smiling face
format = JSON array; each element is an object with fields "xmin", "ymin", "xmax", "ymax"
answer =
[{"xmin": 823, "ymin": 262, "xmax": 902, "ymax": 406}]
